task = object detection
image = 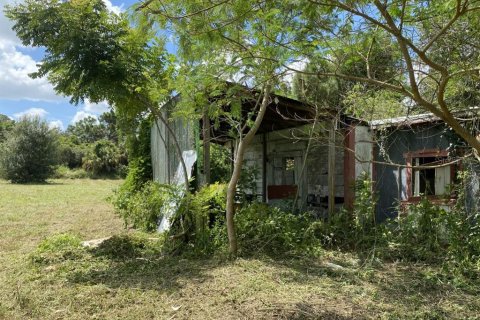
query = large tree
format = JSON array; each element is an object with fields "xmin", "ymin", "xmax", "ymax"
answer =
[
  {"xmin": 5, "ymin": 0, "xmax": 193, "ymax": 188},
  {"xmin": 138, "ymin": 0, "xmax": 306, "ymax": 255},
  {"xmin": 294, "ymin": 1, "xmax": 480, "ymax": 154},
  {"xmin": 141, "ymin": 0, "xmax": 480, "ymax": 153}
]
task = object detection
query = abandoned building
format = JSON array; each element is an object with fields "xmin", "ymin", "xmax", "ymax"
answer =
[
  {"xmin": 372, "ymin": 111, "xmax": 480, "ymax": 219},
  {"xmin": 151, "ymin": 91, "xmax": 480, "ymax": 221}
]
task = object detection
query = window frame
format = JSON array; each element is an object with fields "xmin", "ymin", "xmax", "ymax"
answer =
[{"xmin": 403, "ymin": 149, "xmax": 458, "ymax": 203}]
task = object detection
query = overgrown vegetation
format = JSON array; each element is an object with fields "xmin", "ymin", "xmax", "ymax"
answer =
[
  {"xmin": 58, "ymin": 112, "xmax": 127, "ymax": 178},
  {"xmin": 111, "ymin": 167, "xmax": 480, "ymax": 290},
  {"xmin": 0, "ymin": 116, "xmax": 59, "ymax": 183},
  {"xmin": 2, "ymin": 178, "xmax": 480, "ymax": 319}
]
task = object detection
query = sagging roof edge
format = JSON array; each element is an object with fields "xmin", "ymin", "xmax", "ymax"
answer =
[{"xmin": 370, "ymin": 107, "xmax": 480, "ymax": 130}]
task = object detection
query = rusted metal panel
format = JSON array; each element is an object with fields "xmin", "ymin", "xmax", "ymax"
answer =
[{"xmin": 267, "ymin": 185, "xmax": 298, "ymax": 199}]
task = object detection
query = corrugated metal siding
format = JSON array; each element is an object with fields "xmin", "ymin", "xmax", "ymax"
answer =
[
  {"xmin": 151, "ymin": 111, "xmax": 195, "ymax": 185},
  {"xmin": 374, "ymin": 124, "xmax": 451, "ymax": 220}
]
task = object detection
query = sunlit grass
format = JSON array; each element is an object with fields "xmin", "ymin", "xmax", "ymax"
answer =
[{"xmin": 0, "ymin": 179, "xmax": 479, "ymax": 319}]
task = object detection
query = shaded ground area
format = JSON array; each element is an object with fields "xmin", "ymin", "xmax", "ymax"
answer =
[{"xmin": 0, "ymin": 179, "xmax": 479, "ymax": 319}]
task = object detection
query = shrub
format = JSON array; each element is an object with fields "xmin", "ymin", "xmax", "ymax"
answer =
[
  {"xmin": 82, "ymin": 139, "xmax": 124, "ymax": 176},
  {"xmin": 57, "ymin": 135, "xmax": 86, "ymax": 169},
  {"xmin": 235, "ymin": 203, "xmax": 321, "ymax": 256},
  {"xmin": 112, "ymin": 181, "xmax": 176, "ymax": 232},
  {"xmin": 165, "ymin": 183, "xmax": 227, "ymax": 255},
  {"xmin": 54, "ymin": 165, "xmax": 90, "ymax": 179},
  {"xmin": 387, "ymin": 199, "xmax": 449, "ymax": 262},
  {"xmin": 166, "ymin": 185, "xmax": 323, "ymax": 257},
  {"xmin": 0, "ymin": 116, "xmax": 59, "ymax": 183}
]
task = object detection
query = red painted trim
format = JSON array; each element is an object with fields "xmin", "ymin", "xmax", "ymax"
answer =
[
  {"xmin": 404, "ymin": 148, "xmax": 458, "ymax": 201},
  {"xmin": 344, "ymin": 125, "xmax": 355, "ymax": 211},
  {"xmin": 405, "ymin": 156, "xmax": 412, "ymax": 199},
  {"xmin": 404, "ymin": 149, "xmax": 448, "ymax": 159}
]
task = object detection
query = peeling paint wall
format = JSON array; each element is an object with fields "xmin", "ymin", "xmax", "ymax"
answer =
[
  {"xmin": 374, "ymin": 123, "xmax": 451, "ymax": 220},
  {"xmin": 354, "ymin": 125, "xmax": 373, "ymax": 178},
  {"xmin": 242, "ymin": 123, "xmax": 345, "ymax": 214}
]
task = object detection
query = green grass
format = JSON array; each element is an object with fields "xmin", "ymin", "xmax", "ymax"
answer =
[{"xmin": 1, "ymin": 179, "xmax": 479, "ymax": 319}]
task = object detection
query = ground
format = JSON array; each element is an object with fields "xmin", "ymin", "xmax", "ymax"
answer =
[{"xmin": 0, "ymin": 179, "xmax": 479, "ymax": 320}]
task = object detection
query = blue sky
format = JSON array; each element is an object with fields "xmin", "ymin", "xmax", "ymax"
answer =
[{"xmin": 0, "ymin": 0, "xmax": 158, "ymax": 131}]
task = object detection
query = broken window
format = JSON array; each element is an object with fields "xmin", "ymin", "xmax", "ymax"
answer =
[
  {"xmin": 411, "ymin": 156, "xmax": 451, "ymax": 197},
  {"xmin": 284, "ymin": 157, "xmax": 295, "ymax": 185}
]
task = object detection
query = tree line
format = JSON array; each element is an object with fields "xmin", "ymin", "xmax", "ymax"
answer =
[{"xmin": 0, "ymin": 111, "xmax": 126, "ymax": 183}]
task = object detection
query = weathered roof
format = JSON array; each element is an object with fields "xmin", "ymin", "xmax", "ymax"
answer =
[{"xmin": 370, "ymin": 107, "xmax": 480, "ymax": 130}]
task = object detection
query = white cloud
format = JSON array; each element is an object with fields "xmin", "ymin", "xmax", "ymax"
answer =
[
  {"xmin": 0, "ymin": 0, "xmax": 63, "ymax": 103},
  {"xmin": 48, "ymin": 120, "xmax": 64, "ymax": 131},
  {"xmin": 103, "ymin": 0, "xmax": 123, "ymax": 15},
  {"xmin": 0, "ymin": 42, "xmax": 63, "ymax": 101},
  {"xmin": 13, "ymin": 107, "xmax": 48, "ymax": 119},
  {"xmin": 72, "ymin": 111, "xmax": 97, "ymax": 124},
  {"xmin": 84, "ymin": 100, "xmax": 110, "ymax": 114},
  {"xmin": 0, "ymin": 0, "xmax": 20, "ymax": 47},
  {"xmin": 283, "ymin": 59, "xmax": 309, "ymax": 86}
]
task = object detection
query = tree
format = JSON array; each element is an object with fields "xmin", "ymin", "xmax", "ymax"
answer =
[
  {"xmin": 98, "ymin": 110, "xmax": 119, "ymax": 143},
  {"xmin": 6, "ymin": 0, "xmax": 191, "ymax": 190},
  {"xmin": 141, "ymin": 0, "xmax": 480, "ymax": 156},
  {"xmin": 139, "ymin": 0, "xmax": 302, "ymax": 255},
  {"xmin": 66, "ymin": 116, "xmax": 106, "ymax": 144},
  {"xmin": 0, "ymin": 114, "xmax": 14, "ymax": 143},
  {"xmin": 137, "ymin": 0, "xmax": 480, "ymax": 254},
  {"xmin": 0, "ymin": 116, "xmax": 59, "ymax": 183},
  {"xmin": 291, "ymin": 1, "xmax": 480, "ymax": 155},
  {"xmin": 82, "ymin": 139, "xmax": 124, "ymax": 176}
]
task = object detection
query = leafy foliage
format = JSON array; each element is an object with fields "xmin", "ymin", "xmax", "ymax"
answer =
[
  {"xmin": 0, "ymin": 116, "xmax": 59, "ymax": 183},
  {"xmin": 82, "ymin": 139, "xmax": 126, "ymax": 177},
  {"xmin": 112, "ymin": 181, "xmax": 176, "ymax": 232},
  {"xmin": 5, "ymin": 0, "xmax": 172, "ymax": 135},
  {"xmin": 234, "ymin": 203, "xmax": 322, "ymax": 257},
  {"xmin": 0, "ymin": 114, "xmax": 14, "ymax": 143}
]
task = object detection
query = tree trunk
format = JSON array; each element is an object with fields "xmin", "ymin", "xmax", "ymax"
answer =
[
  {"xmin": 202, "ymin": 108, "xmax": 211, "ymax": 185},
  {"xmin": 226, "ymin": 84, "xmax": 272, "ymax": 256}
]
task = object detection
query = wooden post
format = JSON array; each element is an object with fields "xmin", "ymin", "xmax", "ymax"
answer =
[
  {"xmin": 262, "ymin": 133, "xmax": 267, "ymax": 203},
  {"xmin": 202, "ymin": 110, "xmax": 211, "ymax": 185},
  {"xmin": 343, "ymin": 125, "xmax": 355, "ymax": 212},
  {"xmin": 328, "ymin": 120, "xmax": 336, "ymax": 216}
]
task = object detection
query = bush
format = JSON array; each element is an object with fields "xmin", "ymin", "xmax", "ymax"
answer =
[
  {"xmin": 112, "ymin": 181, "xmax": 176, "ymax": 232},
  {"xmin": 387, "ymin": 199, "xmax": 449, "ymax": 262},
  {"xmin": 54, "ymin": 165, "xmax": 90, "ymax": 179},
  {"xmin": 0, "ymin": 116, "xmax": 59, "ymax": 183},
  {"xmin": 82, "ymin": 139, "xmax": 125, "ymax": 176},
  {"xmin": 57, "ymin": 135, "xmax": 86, "ymax": 169},
  {"xmin": 163, "ymin": 183, "xmax": 227, "ymax": 255},
  {"xmin": 165, "ymin": 185, "xmax": 323, "ymax": 257},
  {"xmin": 235, "ymin": 203, "xmax": 321, "ymax": 256}
]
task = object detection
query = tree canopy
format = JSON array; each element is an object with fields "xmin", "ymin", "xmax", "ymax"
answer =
[
  {"xmin": 6, "ymin": 0, "xmax": 480, "ymax": 255},
  {"xmin": 137, "ymin": 0, "xmax": 480, "ymax": 154},
  {"xmin": 6, "ymin": 0, "xmax": 171, "ymax": 124},
  {"xmin": 0, "ymin": 116, "xmax": 59, "ymax": 183}
]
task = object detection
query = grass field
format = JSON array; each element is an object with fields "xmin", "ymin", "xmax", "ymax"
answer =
[{"xmin": 0, "ymin": 179, "xmax": 479, "ymax": 319}]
